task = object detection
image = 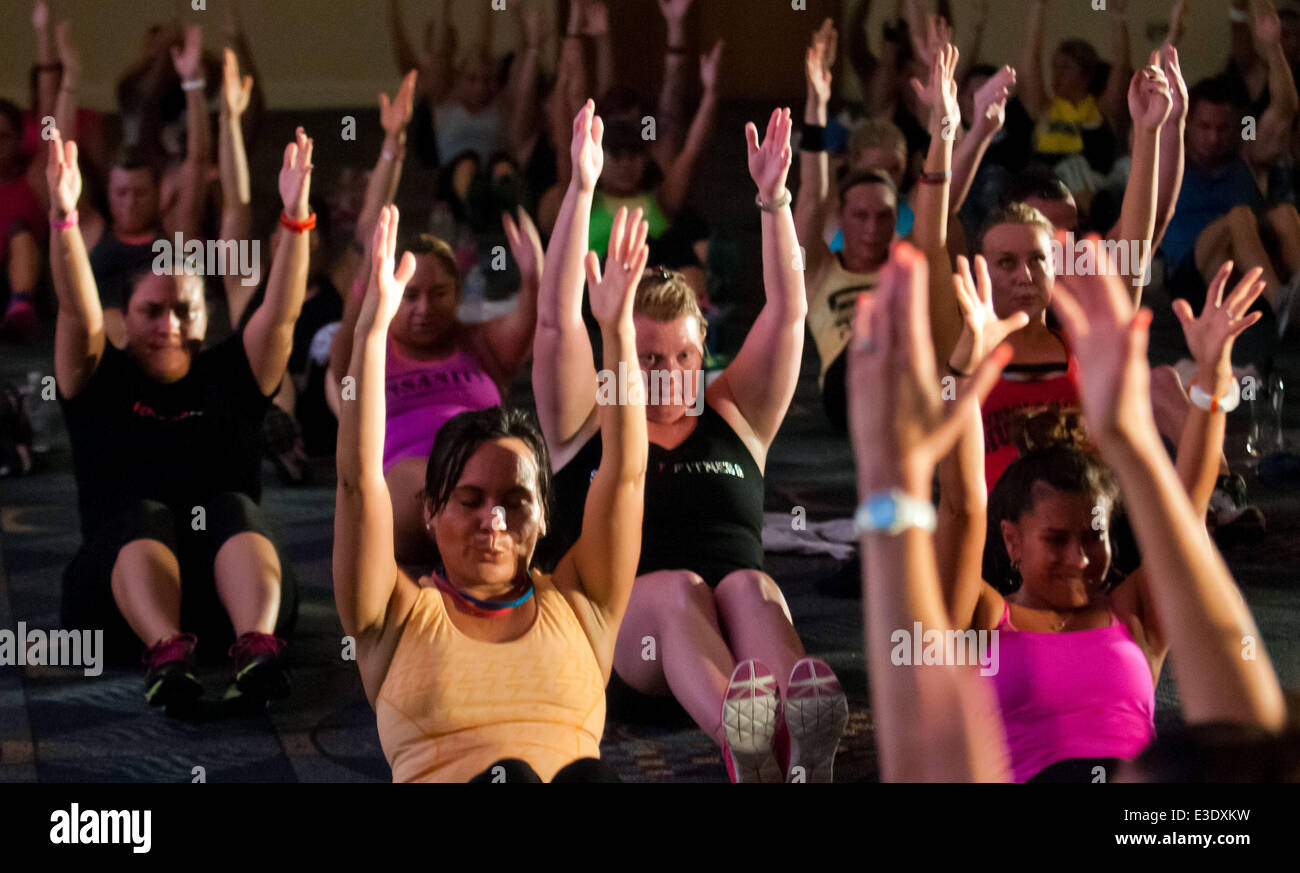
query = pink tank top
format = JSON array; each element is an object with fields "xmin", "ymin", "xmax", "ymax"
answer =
[
  {"xmin": 990, "ymin": 601, "xmax": 1155, "ymax": 782},
  {"xmin": 383, "ymin": 338, "xmax": 502, "ymax": 471}
]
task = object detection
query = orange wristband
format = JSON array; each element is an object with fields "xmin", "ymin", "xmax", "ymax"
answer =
[{"xmin": 279, "ymin": 212, "xmax": 317, "ymax": 233}]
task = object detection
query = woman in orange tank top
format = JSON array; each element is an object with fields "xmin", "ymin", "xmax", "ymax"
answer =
[{"xmin": 333, "ymin": 195, "xmax": 650, "ymax": 782}]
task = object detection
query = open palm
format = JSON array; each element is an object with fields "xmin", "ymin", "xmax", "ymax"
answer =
[
  {"xmin": 586, "ymin": 206, "xmax": 649, "ymax": 329},
  {"xmin": 746, "ymin": 107, "xmax": 793, "ymax": 202}
]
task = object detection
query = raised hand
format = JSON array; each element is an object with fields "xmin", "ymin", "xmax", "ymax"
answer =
[
  {"xmin": 1166, "ymin": 0, "xmax": 1186, "ymax": 45},
  {"xmin": 911, "ymin": 42, "xmax": 960, "ymax": 133},
  {"xmin": 580, "ymin": 0, "xmax": 609, "ymax": 36},
  {"xmin": 33, "ymin": 0, "xmax": 48, "ymax": 32},
  {"xmin": 849, "ymin": 243, "xmax": 1010, "ymax": 495},
  {"xmin": 1049, "ymin": 235, "xmax": 1154, "ymax": 446},
  {"xmin": 700, "ymin": 40, "xmax": 725, "ymax": 93},
  {"xmin": 1128, "ymin": 64, "xmax": 1173, "ymax": 132},
  {"xmin": 1172, "ymin": 261, "xmax": 1265, "ymax": 381},
  {"xmin": 380, "ymin": 70, "xmax": 418, "ymax": 136},
  {"xmin": 1255, "ymin": 0, "xmax": 1282, "ymax": 49},
  {"xmin": 171, "ymin": 24, "xmax": 203, "ymax": 81},
  {"xmin": 973, "ymin": 65, "xmax": 1016, "ymax": 130},
  {"xmin": 359, "ymin": 205, "xmax": 417, "ymax": 334},
  {"xmin": 909, "ymin": 10, "xmax": 952, "ymax": 72},
  {"xmin": 55, "ymin": 21, "xmax": 81, "ymax": 81},
  {"xmin": 521, "ymin": 0, "xmax": 546, "ymax": 48},
  {"xmin": 503, "ymin": 207, "xmax": 544, "ymax": 286},
  {"xmin": 46, "ymin": 129, "xmax": 81, "ymax": 219},
  {"xmin": 571, "ymin": 99, "xmax": 605, "ymax": 192},
  {"xmin": 279, "ymin": 127, "xmax": 314, "ymax": 221},
  {"xmin": 948, "ymin": 255, "xmax": 1030, "ymax": 375},
  {"xmin": 745, "ymin": 107, "xmax": 793, "ymax": 203},
  {"xmin": 585, "ymin": 206, "xmax": 650, "ymax": 329},
  {"xmin": 1157, "ymin": 44, "xmax": 1188, "ymax": 125},
  {"xmin": 221, "ymin": 47, "xmax": 253, "ymax": 117},
  {"xmin": 805, "ymin": 20, "xmax": 835, "ymax": 106},
  {"xmin": 657, "ymin": 0, "xmax": 693, "ymax": 24}
]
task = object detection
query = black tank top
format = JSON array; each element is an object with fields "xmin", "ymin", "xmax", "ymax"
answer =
[{"xmin": 537, "ymin": 403, "xmax": 765, "ymax": 584}]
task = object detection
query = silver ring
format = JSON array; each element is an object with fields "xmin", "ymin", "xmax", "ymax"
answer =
[{"xmin": 622, "ymin": 262, "xmax": 631, "ymax": 271}]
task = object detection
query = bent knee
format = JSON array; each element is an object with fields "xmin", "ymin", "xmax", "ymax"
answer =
[
  {"xmin": 639, "ymin": 570, "xmax": 712, "ymax": 614},
  {"xmin": 715, "ymin": 569, "xmax": 785, "ymax": 608}
]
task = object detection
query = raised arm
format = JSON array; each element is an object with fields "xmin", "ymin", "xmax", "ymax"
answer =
[
  {"xmin": 218, "ymin": 48, "xmax": 256, "ymax": 326},
  {"xmin": 1101, "ymin": 0, "xmax": 1133, "ymax": 139},
  {"xmin": 243, "ymin": 129, "xmax": 313, "ymax": 397},
  {"xmin": 795, "ymin": 20, "xmax": 835, "ymax": 282},
  {"xmin": 1019, "ymin": 0, "xmax": 1048, "ymax": 122},
  {"xmin": 1152, "ymin": 43, "xmax": 1187, "ymax": 251},
  {"xmin": 1051, "ymin": 239, "xmax": 1286, "ymax": 731},
  {"xmin": 658, "ymin": 41, "xmax": 722, "ymax": 218},
  {"xmin": 168, "ymin": 25, "xmax": 210, "ymax": 243},
  {"xmin": 356, "ymin": 71, "xmax": 416, "ymax": 249},
  {"xmin": 1109, "ymin": 62, "xmax": 1172, "ymax": 301},
  {"xmin": 956, "ymin": 0, "xmax": 988, "ymax": 81},
  {"xmin": 1246, "ymin": 0, "xmax": 1299, "ymax": 167},
  {"xmin": 467, "ymin": 208, "xmax": 544, "ymax": 382},
  {"xmin": 848, "ymin": 242, "xmax": 1011, "ymax": 782},
  {"xmin": 655, "ymin": 0, "xmax": 694, "ymax": 159},
  {"xmin": 32, "ymin": 2, "xmax": 57, "ymax": 124},
  {"xmin": 937, "ymin": 255, "xmax": 1027, "ymax": 627},
  {"xmin": 222, "ymin": 0, "xmax": 265, "ymax": 145},
  {"xmin": 711, "ymin": 109, "xmax": 806, "ymax": 452},
  {"xmin": 950, "ymin": 66, "xmax": 1014, "ymax": 217},
  {"xmin": 46, "ymin": 131, "xmax": 105, "ymax": 399},
  {"xmin": 565, "ymin": 212, "xmax": 650, "ymax": 626},
  {"xmin": 532, "ymin": 102, "xmax": 603, "ymax": 466},
  {"xmin": 505, "ymin": 0, "xmax": 545, "ymax": 166},
  {"xmin": 333, "ymin": 206, "xmax": 415, "ymax": 662},
  {"xmin": 584, "ymin": 1, "xmax": 615, "ymax": 100},
  {"xmin": 51, "ymin": 21, "xmax": 80, "ymax": 146},
  {"xmin": 910, "ymin": 43, "xmax": 965, "ymax": 363}
]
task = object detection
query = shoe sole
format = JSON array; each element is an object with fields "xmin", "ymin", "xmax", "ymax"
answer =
[
  {"xmin": 722, "ymin": 660, "xmax": 782, "ymax": 783},
  {"xmin": 784, "ymin": 657, "xmax": 848, "ymax": 783},
  {"xmin": 230, "ymin": 660, "xmax": 290, "ymax": 702}
]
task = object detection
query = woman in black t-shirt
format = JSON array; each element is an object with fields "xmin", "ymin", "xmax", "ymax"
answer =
[{"xmin": 45, "ymin": 125, "xmax": 315, "ymax": 711}]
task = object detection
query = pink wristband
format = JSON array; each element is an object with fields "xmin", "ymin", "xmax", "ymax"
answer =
[{"xmin": 50, "ymin": 210, "xmax": 78, "ymax": 231}]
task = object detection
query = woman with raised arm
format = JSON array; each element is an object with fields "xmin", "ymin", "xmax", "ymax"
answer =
[
  {"xmin": 51, "ymin": 127, "xmax": 314, "ymax": 709},
  {"xmin": 931, "ymin": 237, "xmax": 1277, "ymax": 781},
  {"xmin": 334, "ymin": 203, "xmax": 647, "ymax": 783},
  {"xmin": 535, "ymin": 101, "xmax": 848, "ymax": 783}
]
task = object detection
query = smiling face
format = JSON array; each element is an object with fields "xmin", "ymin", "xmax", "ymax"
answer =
[
  {"xmin": 426, "ymin": 438, "xmax": 546, "ymax": 590},
  {"xmin": 124, "ymin": 272, "xmax": 205, "ymax": 382},
  {"xmin": 391, "ymin": 253, "xmax": 459, "ymax": 351},
  {"xmin": 981, "ymin": 222, "xmax": 1056, "ymax": 321},
  {"xmin": 1001, "ymin": 483, "xmax": 1112, "ymax": 610},
  {"xmin": 633, "ymin": 313, "xmax": 705, "ymax": 425}
]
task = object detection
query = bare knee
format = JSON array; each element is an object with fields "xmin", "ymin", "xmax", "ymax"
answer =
[
  {"xmin": 110, "ymin": 538, "xmax": 181, "ymax": 597},
  {"xmin": 214, "ymin": 531, "xmax": 281, "ymax": 581},
  {"xmin": 1227, "ymin": 204, "xmax": 1257, "ymax": 229},
  {"xmin": 715, "ymin": 570, "xmax": 790, "ymax": 617},
  {"xmin": 658, "ymin": 570, "xmax": 713, "ymax": 617},
  {"xmin": 1266, "ymin": 203, "xmax": 1300, "ymax": 226}
]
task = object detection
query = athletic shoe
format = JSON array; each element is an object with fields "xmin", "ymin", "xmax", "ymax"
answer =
[
  {"xmin": 0, "ymin": 300, "xmax": 38, "ymax": 343},
  {"xmin": 1208, "ymin": 473, "xmax": 1266, "ymax": 546},
  {"xmin": 142, "ymin": 633, "xmax": 202, "ymax": 707},
  {"xmin": 225, "ymin": 631, "xmax": 289, "ymax": 702},
  {"xmin": 720, "ymin": 659, "xmax": 782, "ymax": 783},
  {"xmin": 783, "ymin": 657, "xmax": 848, "ymax": 783}
]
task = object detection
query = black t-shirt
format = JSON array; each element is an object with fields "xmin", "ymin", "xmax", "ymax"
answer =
[
  {"xmin": 534, "ymin": 404, "xmax": 766, "ymax": 584},
  {"xmin": 89, "ymin": 232, "xmax": 161, "ymax": 310},
  {"xmin": 57, "ymin": 331, "xmax": 275, "ymax": 539}
]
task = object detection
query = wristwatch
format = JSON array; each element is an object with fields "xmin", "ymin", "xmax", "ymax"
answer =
[
  {"xmin": 854, "ymin": 490, "xmax": 937, "ymax": 536},
  {"xmin": 1188, "ymin": 377, "xmax": 1241, "ymax": 414}
]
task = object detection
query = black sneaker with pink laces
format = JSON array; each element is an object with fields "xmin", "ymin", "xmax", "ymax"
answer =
[
  {"xmin": 143, "ymin": 633, "xmax": 202, "ymax": 707},
  {"xmin": 225, "ymin": 632, "xmax": 289, "ymax": 704}
]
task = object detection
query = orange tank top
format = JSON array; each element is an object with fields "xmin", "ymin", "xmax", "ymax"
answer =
[{"xmin": 375, "ymin": 570, "xmax": 607, "ymax": 782}]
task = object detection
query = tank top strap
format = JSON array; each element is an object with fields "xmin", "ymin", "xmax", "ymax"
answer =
[{"xmin": 997, "ymin": 599, "xmax": 1015, "ymax": 631}]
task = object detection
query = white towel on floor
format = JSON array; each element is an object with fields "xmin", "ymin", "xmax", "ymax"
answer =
[{"xmin": 762, "ymin": 512, "xmax": 858, "ymax": 562}]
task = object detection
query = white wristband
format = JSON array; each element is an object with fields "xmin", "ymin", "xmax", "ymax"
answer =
[
  {"xmin": 1189, "ymin": 377, "xmax": 1241, "ymax": 414},
  {"xmin": 854, "ymin": 490, "xmax": 937, "ymax": 536},
  {"xmin": 1229, "ymin": 8, "xmax": 1249, "ymax": 23},
  {"xmin": 181, "ymin": 78, "xmax": 207, "ymax": 91}
]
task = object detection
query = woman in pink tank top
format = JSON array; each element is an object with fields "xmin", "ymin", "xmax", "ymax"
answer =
[{"xmin": 332, "ymin": 213, "xmax": 544, "ymax": 566}]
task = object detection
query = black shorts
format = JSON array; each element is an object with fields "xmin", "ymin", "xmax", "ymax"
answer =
[
  {"xmin": 1167, "ymin": 258, "xmax": 1277, "ymax": 370},
  {"xmin": 61, "ymin": 492, "xmax": 299, "ymax": 665},
  {"xmin": 822, "ymin": 348, "xmax": 849, "ymax": 433}
]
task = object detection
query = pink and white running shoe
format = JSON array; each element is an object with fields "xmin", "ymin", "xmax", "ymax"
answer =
[
  {"xmin": 783, "ymin": 657, "xmax": 848, "ymax": 783},
  {"xmin": 721, "ymin": 659, "xmax": 782, "ymax": 783}
]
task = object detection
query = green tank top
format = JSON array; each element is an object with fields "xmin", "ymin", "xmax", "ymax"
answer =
[{"xmin": 589, "ymin": 191, "xmax": 671, "ymax": 258}]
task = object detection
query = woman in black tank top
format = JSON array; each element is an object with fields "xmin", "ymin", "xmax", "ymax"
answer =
[{"xmin": 532, "ymin": 103, "xmax": 847, "ymax": 782}]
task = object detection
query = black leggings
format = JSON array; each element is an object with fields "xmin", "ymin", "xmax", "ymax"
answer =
[
  {"xmin": 61, "ymin": 492, "xmax": 298, "ymax": 665},
  {"xmin": 468, "ymin": 758, "xmax": 621, "ymax": 783},
  {"xmin": 822, "ymin": 349, "xmax": 849, "ymax": 433}
]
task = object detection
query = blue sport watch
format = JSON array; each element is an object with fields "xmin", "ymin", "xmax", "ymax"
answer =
[{"xmin": 854, "ymin": 490, "xmax": 937, "ymax": 536}]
